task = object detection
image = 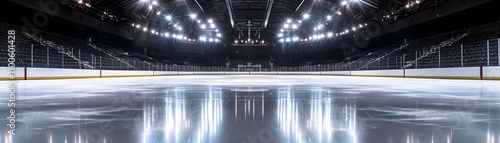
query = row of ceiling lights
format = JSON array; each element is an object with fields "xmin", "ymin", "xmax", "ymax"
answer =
[{"xmin": 133, "ymin": 0, "xmax": 224, "ymax": 43}]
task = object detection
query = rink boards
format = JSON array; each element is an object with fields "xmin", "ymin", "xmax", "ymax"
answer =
[{"xmin": 0, "ymin": 66, "xmax": 499, "ymax": 80}]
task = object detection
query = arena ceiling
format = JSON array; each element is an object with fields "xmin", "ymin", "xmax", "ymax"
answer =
[{"xmin": 57, "ymin": 0, "xmax": 436, "ymax": 45}]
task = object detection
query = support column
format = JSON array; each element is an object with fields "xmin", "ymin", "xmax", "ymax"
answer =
[
  {"xmin": 461, "ymin": 44, "xmax": 464, "ymax": 67},
  {"xmin": 487, "ymin": 40, "xmax": 490, "ymax": 66}
]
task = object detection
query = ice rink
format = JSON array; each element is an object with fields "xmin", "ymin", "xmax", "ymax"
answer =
[{"xmin": 2, "ymin": 75, "xmax": 500, "ymax": 143}]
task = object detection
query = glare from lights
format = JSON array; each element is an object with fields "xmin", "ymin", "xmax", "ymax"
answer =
[
  {"xmin": 341, "ymin": 0, "xmax": 348, "ymax": 5},
  {"xmin": 234, "ymin": 40, "xmax": 238, "ymax": 44},
  {"xmin": 292, "ymin": 37, "xmax": 299, "ymax": 41},
  {"xmin": 197, "ymin": 20, "xmax": 201, "ymax": 23},
  {"xmin": 326, "ymin": 15, "xmax": 332, "ymax": 20},
  {"xmin": 352, "ymin": 27, "xmax": 357, "ymax": 31},
  {"xmin": 278, "ymin": 33, "xmax": 283, "ymax": 37},
  {"xmin": 135, "ymin": 24, "xmax": 140, "ymax": 29},
  {"xmin": 215, "ymin": 39, "xmax": 220, "ymax": 42},
  {"xmin": 215, "ymin": 29, "xmax": 219, "ymax": 32},
  {"xmin": 152, "ymin": 0, "xmax": 158, "ymax": 5},
  {"xmin": 143, "ymin": 27, "xmax": 147, "ymax": 31},
  {"xmin": 287, "ymin": 19, "xmax": 292, "ymax": 23},
  {"xmin": 208, "ymin": 19, "xmax": 214, "ymax": 24},
  {"xmin": 285, "ymin": 38, "xmax": 291, "ymax": 42},
  {"xmin": 165, "ymin": 15, "xmax": 172, "ymax": 20},
  {"xmin": 165, "ymin": 33, "xmax": 170, "ymax": 37},
  {"xmin": 216, "ymin": 33, "xmax": 221, "ymax": 37},
  {"xmin": 292, "ymin": 24, "xmax": 298, "ymax": 29},
  {"xmin": 178, "ymin": 27, "xmax": 182, "ymax": 31},
  {"xmin": 327, "ymin": 32, "xmax": 333, "ymax": 37},
  {"xmin": 359, "ymin": 24, "xmax": 364, "ymax": 28},
  {"xmin": 148, "ymin": 5, "xmax": 152, "ymax": 10},
  {"xmin": 200, "ymin": 36, "xmax": 206, "ymax": 41},
  {"xmin": 303, "ymin": 14, "xmax": 310, "ymax": 19},
  {"xmin": 140, "ymin": 0, "xmax": 149, "ymax": 2},
  {"xmin": 284, "ymin": 23, "xmax": 289, "ymax": 29},
  {"xmin": 78, "ymin": 0, "xmax": 83, "ymax": 4},
  {"xmin": 280, "ymin": 29, "xmax": 284, "ymax": 32},
  {"xmin": 261, "ymin": 40, "xmax": 265, "ymax": 43},
  {"xmin": 210, "ymin": 24, "xmax": 216, "ymax": 29},
  {"xmin": 335, "ymin": 11, "xmax": 342, "ymax": 15},
  {"xmin": 279, "ymin": 39, "xmax": 284, "ymax": 42},
  {"xmin": 156, "ymin": 11, "xmax": 161, "ymax": 15},
  {"xmin": 151, "ymin": 30, "xmax": 155, "ymax": 34},
  {"xmin": 201, "ymin": 24, "xmax": 206, "ymax": 29},
  {"xmin": 190, "ymin": 14, "xmax": 197, "ymax": 19}
]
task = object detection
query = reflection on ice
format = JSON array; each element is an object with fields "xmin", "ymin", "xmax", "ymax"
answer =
[{"xmin": 1, "ymin": 75, "xmax": 500, "ymax": 143}]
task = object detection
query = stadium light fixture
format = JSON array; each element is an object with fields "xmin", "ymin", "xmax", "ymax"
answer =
[
  {"xmin": 190, "ymin": 14, "xmax": 197, "ymax": 19},
  {"xmin": 165, "ymin": 15, "xmax": 172, "ymax": 21},
  {"xmin": 287, "ymin": 19, "xmax": 292, "ymax": 23},
  {"xmin": 341, "ymin": 0, "xmax": 348, "ymax": 5},
  {"xmin": 284, "ymin": 23, "xmax": 289, "ymax": 29},
  {"xmin": 215, "ymin": 29, "xmax": 219, "ymax": 32},
  {"xmin": 140, "ymin": 0, "xmax": 149, "ymax": 2},
  {"xmin": 143, "ymin": 27, "xmax": 147, "ymax": 31},
  {"xmin": 292, "ymin": 24, "xmax": 298, "ymax": 29},
  {"xmin": 210, "ymin": 24, "xmax": 216, "ymax": 29},
  {"xmin": 200, "ymin": 24, "xmax": 206, "ymax": 29},
  {"xmin": 326, "ymin": 15, "xmax": 332, "ymax": 20},
  {"xmin": 278, "ymin": 33, "xmax": 283, "ymax": 37},
  {"xmin": 136, "ymin": 24, "xmax": 140, "ymax": 29},
  {"xmin": 216, "ymin": 33, "xmax": 222, "ymax": 37},
  {"xmin": 152, "ymin": 0, "xmax": 158, "ymax": 5},
  {"xmin": 148, "ymin": 5, "xmax": 153, "ymax": 10},
  {"xmin": 303, "ymin": 14, "xmax": 310, "ymax": 19},
  {"xmin": 156, "ymin": 11, "xmax": 161, "ymax": 15},
  {"xmin": 234, "ymin": 40, "xmax": 238, "ymax": 44},
  {"xmin": 327, "ymin": 32, "xmax": 333, "ymax": 37},
  {"xmin": 208, "ymin": 19, "xmax": 214, "ymax": 24},
  {"xmin": 279, "ymin": 39, "xmax": 284, "ymax": 42}
]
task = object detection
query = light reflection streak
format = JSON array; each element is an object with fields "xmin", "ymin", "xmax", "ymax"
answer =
[
  {"xmin": 141, "ymin": 87, "xmax": 223, "ymax": 143},
  {"xmin": 276, "ymin": 87, "xmax": 359, "ymax": 143}
]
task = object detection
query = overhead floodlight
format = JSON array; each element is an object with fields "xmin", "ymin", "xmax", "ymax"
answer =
[
  {"xmin": 285, "ymin": 38, "xmax": 291, "ymax": 42},
  {"xmin": 216, "ymin": 33, "xmax": 221, "ymax": 37},
  {"xmin": 143, "ymin": 27, "xmax": 147, "ymax": 31},
  {"xmin": 292, "ymin": 24, "xmax": 298, "ymax": 29},
  {"xmin": 151, "ymin": 30, "xmax": 155, "ymax": 34},
  {"xmin": 280, "ymin": 29, "xmax": 284, "ymax": 32},
  {"xmin": 279, "ymin": 39, "xmax": 284, "ymax": 42},
  {"xmin": 148, "ymin": 5, "xmax": 152, "ymax": 10},
  {"xmin": 335, "ymin": 11, "xmax": 342, "ymax": 15},
  {"xmin": 352, "ymin": 27, "xmax": 357, "ymax": 31},
  {"xmin": 208, "ymin": 38, "xmax": 214, "ymax": 42},
  {"xmin": 284, "ymin": 23, "xmax": 289, "ymax": 29},
  {"xmin": 234, "ymin": 40, "xmax": 238, "ymax": 44},
  {"xmin": 190, "ymin": 14, "xmax": 197, "ymax": 19},
  {"xmin": 152, "ymin": 0, "xmax": 158, "ymax": 5},
  {"xmin": 303, "ymin": 14, "xmax": 310, "ymax": 19},
  {"xmin": 278, "ymin": 33, "xmax": 283, "ymax": 37},
  {"xmin": 287, "ymin": 19, "xmax": 292, "ymax": 23},
  {"xmin": 165, "ymin": 33, "xmax": 170, "ymax": 37},
  {"xmin": 208, "ymin": 19, "xmax": 213, "ymax": 24},
  {"xmin": 215, "ymin": 29, "xmax": 219, "ymax": 32},
  {"xmin": 197, "ymin": 20, "xmax": 201, "ymax": 23},
  {"xmin": 326, "ymin": 15, "xmax": 332, "ymax": 20},
  {"xmin": 292, "ymin": 37, "xmax": 299, "ymax": 41},
  {"xmin": 200, "ymin": 24, "xmax": 206, "ymax": 29},
  {"xmin": 359, "ymin": 24, "xmax": 364, "ymax": 28},
  {"xmin": 165, "ymin": 15, "xmax": 172, "ymax": 20},
  {"xmin": 210, "ymin": 24, "xmax": 216, "ymax": 29},
  {"xmin": 156, "ymin": 11, "xmax": 161, "ymax": 15},
  {"xmin": 215, "ymin": 39, "xmax": 220, "ymax": 42},
  {"xmin": 341, "ymin": 0, "xmax": 348, "ymax": 5},
  {"xmin": 135, "ymin": 25, "xmax": 140, "ymax": 29},
  {"xmin": 327, "ymin": 32, "xmax": 333, "ymax": 37}
]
